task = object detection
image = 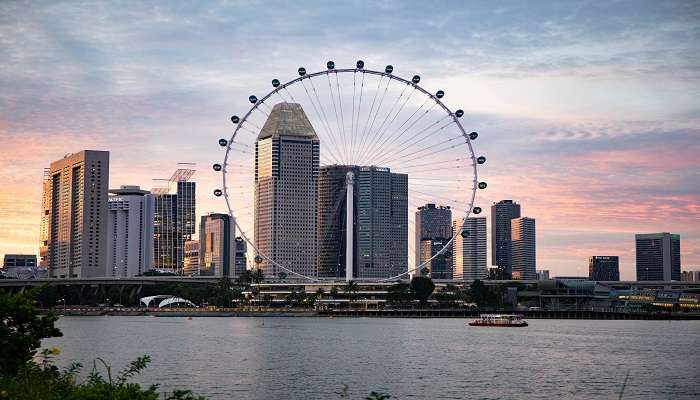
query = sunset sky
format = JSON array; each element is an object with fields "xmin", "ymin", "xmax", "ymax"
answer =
[{"xmin": 1, "ymin": 1, "xmax": 698, "ymax": 279}]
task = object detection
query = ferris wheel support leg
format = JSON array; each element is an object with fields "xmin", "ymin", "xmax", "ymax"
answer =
[{"xmin": 346, "ymin": 172, "xmax": 354, "ymax": 282}]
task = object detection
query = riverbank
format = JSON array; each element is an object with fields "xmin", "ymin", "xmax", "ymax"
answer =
[{"xmin": 51, "ymin": 307, "xmax": 700, "ymax": 320}]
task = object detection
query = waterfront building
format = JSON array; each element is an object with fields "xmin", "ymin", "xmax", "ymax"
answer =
[
  {"xmin": 183, "ymin": 240, "xmax": 199, "ymax": 276},
  {"xmin": 589, "ymin": 256, "xmax": 620, "ymax": 281},
  {"xmin": 3, "ymin": 254, "xmax": 37, "ymax": 268},
  {"xmin": 317, "ymin": 165, "xmax": 358, "ymax": 278},
  {"xmin": 415, "ymin": 204, "xmax": 452, "ymax": 279},
  {"xmin": 199, "ymin": 213, "xmax": 236, "ymax": 277},
  {"xmin": 511, "ymin": 217, "xmax": 536, "ymax": 280},
  {"xmin": 491, "ymin": 200, "xmax": 521, "ymax": 276},
  {"xmin": 356, "ymin": 166, "xmax": 407, "ymax": 279},
  {"xmin": 42, "ymin": 150, "xmax": 109, "ymax": 278},
  {"xmin": 254, "ymin": 102, "xmax": 319, "ymax": 278},
  {"xmin": 680, "ymin": 270, "xmax": 700, "ymax": 282},
  {"xmin": 636, "ymin": 232, "xmax": 681, "ymax": 281},
  {"xmin": 452, "ymin": 217, "xmax": 487, "ymax": 281},
  {"xmin": 106, "ymin": 186, "xmax": 154, "ymax": 278},
  {"xmin": 234, "ymin": 237, "xmax": 247, "ymax": 276},
  {"xmin": 536, "ymin": 270, "xmax": 550, "ymax": 281},
  {"xmin": 152, "ymin": 168, "xmax": 196, "ymax": 275}
]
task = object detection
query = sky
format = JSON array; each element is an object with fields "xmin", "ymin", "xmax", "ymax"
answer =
[{"xmin": 1, "ymin": 0, "xmax": 699, "ymax": 279}]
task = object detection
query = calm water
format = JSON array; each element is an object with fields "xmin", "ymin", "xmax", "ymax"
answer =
[{"xmin": 43, "ymin": 317, "xmax": 700, "ymax": 399}]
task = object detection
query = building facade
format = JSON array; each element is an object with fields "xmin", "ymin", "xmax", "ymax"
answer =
[
  {"xmin": 536, "ymin": 270, "xmax": 550, "ymax": 281},
  {"xmin": 511, "ymin": 217, "xmax": 536, "ymax": 280},
  {"xmin": 355, "ymin": 166, "xmax": 407, "ymax": 279},
  {"xmin": 42, "ymin": 150, "xmax": 109, "ymax": 278},
  {"xmin": 254, "ymin": 102, "xmax": 319, "ymax": 278},
  {"xmin": 491, "ymin": 200, "xmax": 521, "ymax": 276},
  {"xmin": 199, "ymin": 213, "xmax": 238, "ymax": 277},
  {"xmin": 183, "ymin": 240, "xmax": 200, "ymax": 276},
  {"xmin": 415, "ymin": 204, "xmax": 452, "ymax": 279},
  {"xmin": 152, "ymin": 168, "xmax": 196, "ymax": 274},
  {"xmin": 636, "ymin": 232, "xmax": 681, "ymax": 281},
  {"xmin": 2, "ymin": 254, "xmax": 37, "ymax": 268},
  {"xmin": 106, "ymin": 186, "xmax": 154, "ymax": 277},
  {"xmin": 589, "ymin": 256, "xmax": 620, "ymax": 281},
  {"xmin": 452, "ymin": 217, "xmax": 487, "ymax": 281},
  {"xmin": 234, "ymin": 237, "xmax": 247, "ymax": 277},
  {"xmin": 681, "ymin": 270, "xmax": 700, "ymax": 282}
]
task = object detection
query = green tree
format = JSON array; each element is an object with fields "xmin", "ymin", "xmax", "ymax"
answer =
[
  {"xmin": 410, "ymin": 277, "xmax": 435, "ymax": 305},
  {"xmin": 252, "ymin": 269, "xmax": 264, "ymax": 284},
  {"xmin": 0, "ymin": 290, "xmax": 62, "ymax": 375},
  {"xmin": 343, "ymin": 281, "xmax": 359, "ymax": 302},
  {"xmin": 330, "ymin": 286, "xmax": 339, "ymax": 299},
  {"xmin": 386, "ymin": 283, "xmax": 411, "ymax": 305}
]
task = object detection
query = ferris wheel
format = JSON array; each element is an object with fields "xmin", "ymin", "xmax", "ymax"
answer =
[{"xmin": 214, "ymin": 60, "xmax": 486, "ymax": 282}]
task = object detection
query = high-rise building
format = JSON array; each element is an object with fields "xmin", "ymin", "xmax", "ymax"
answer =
[
  {"xmin": 254, "ymin": 102, "xmax": 319, "ymax": 278},
  {"xmin": 199, "ymin": 213, "xmax": 238, "ymax": 277},
  {"xmin": 589, "ymin": 256, "xmax": 619, "ymax": 281},
  {"xmin": 234, "ymin": 237, "xmax": 247, "ymax": 277},
  {"xmin": 183, "ymin": 240, "xmax": 200, "ymax": 276},
  {"xmin": 106, "ymin": 186, "xmax": 154, "ymax": 277},
  {"xmin": 152, "ymin": 168, "xmax": 196, "ymax": 274},
  {"xmin": 2, "ymin": 254, "xmax": 37, "ymax": 268},
  {"xmin": 317, "ymin": 165, "xmax": 358, "ymax": 278},
  {"xmin": 536, "ymin": 270, "xmax": 550, "ymax": 281},
  {"xmin": 316, "ymin": 164, "xmax": 407, "ymax": 279},
  {"xmin": 355, "ymin": 166, "xmax": 407, "ymax": 279},
  {"xmin": 680, "ymin": 270, "xmax": 700, "ymax": 282},
  {"xmin": 415, "ymin": 204, "xmax": 452, "ymax": 279},
  {"xmin": 42, "ymin": 150, "xmax": 109, "ymax": 278},
  {"xmin": 452, "ymin": 217, "xmax": 487, "ymax": 281},
  {"xmin": 511, "ymin": 217, "xmax": 536, "ymax": 280},
  {"xmin": 491, "ymin": 200, "xmax": 521, "ymax": 276},
  {"xmin": 636, "ymin": 232, "xmax": 681, "ymax": 281}
]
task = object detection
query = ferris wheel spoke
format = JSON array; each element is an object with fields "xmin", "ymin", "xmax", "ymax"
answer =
[
  {"xmin": 378, "ymin": 130, "xmax": 460, "ymax": 166},
  {"xmin": 326, "ymin": 73, "xmax": 346, "ymax": 164},
  {"xmin": 358, "ymin": 83, "xmax": 409, "ymax": 164},
  {"xmin": 356, "ymin": 74, "xmax": 384, "ymax": 164},
  {"xmin": 372, "ymin": 117, "xmax": 454, "ymax": 166},
  {"xmin": 356, "ymin": 77, "xmax": 392, "ymax": 165},
  {"xmin": 365, "ymin": 96, "xmax": 430, "ymax": 163},
  {"xmin": 335, "ymin": 72, "xmax": 348, "ymax": 164},
  {"xmin": 351, "ymin": 72, "xmax": 366, "ymax": 163},
  {"xmin": 283, "ymin": 86, "xmax": 296, "ymax": 102},
  {"xmin": 299, "ymin": 79, "xmax": 343, "ymax": 165},
  {"xmin": 308, "ymin": 77, "xmax": 345, "ymax": 164}
]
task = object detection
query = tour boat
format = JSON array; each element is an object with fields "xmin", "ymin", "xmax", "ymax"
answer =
[{"xmin": 469, "ymin": 314, "xmax": 528, "ymax": 327}]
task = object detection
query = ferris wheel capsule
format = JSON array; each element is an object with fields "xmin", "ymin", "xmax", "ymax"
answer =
[
  {"xmin": 473, "ymin": 207, "xmax": 482, "ymax": 214},
  {"xmin": 272, "ymin": 79, "xmax": 280, "ymax": 87},
  {"xmin": 385, "ymin": 65, "xmax": 393, "ymax": 74},
  {"xmin": 469, "ymin": 132, "xmax": 478, "ymax": 140},
  {"xmin": 248, "ymin": 95, "xmax": 257, "ymax": 104},
  {"xmin": 455, "ymin": 109, "xmax": 464, "ymax": 118},
  {"xmin": 213, "ymin": 163, "xmax": 222, "ymax": 172},
  {"xmin": 254, "ymin": 255, "xmax": 263, "ymax": 264},
  {"xmin": 218, "ymin": 138, "xmax": 227, "ymax": 147},
  {"xmin": 436, "ymin": 90, "xmax": 445, "ymax": 99},
  {"xmin": 326, "ymin": 61, "xmax": 335, "ymax": 70},
  {"xmin": 477, "ymin": 156, "xmax": 486, "ymax": 164},
  {"xmin": 213, "ymin": 189, "xmax": 222, "ymax": 197},
  {"xmin": 298, "ymin": 67, "xmax": 306, "ymax": 76},
  {"xmin": 231, "ymin": 115, "xmax": 240, "ymax": 124},
  {"xmin": 356, "ymin": 60, "xmax": 364, "ymax": 69},
  {"xmin": 478, "ymin": 182, "xmax": 487, "ymax": 189},
  {"xmin": 412, "ymin": 75, "xmax": 420, "ymax": 83}
]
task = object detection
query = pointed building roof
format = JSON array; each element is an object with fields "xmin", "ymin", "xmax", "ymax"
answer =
[{"xmin": 257, "ymin": 102, "xmax": 318, "ymax": 140}]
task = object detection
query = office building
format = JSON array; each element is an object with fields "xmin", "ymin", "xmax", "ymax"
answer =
[
  {"xmin": 317, "ymin": 165, "xmax": 358, "ymax": 278},
  {"xmin": 536, "ymin": 270, "xmax": 550, "ymax": 281},
  {"xmin": 183, "ymin": 240, "xmax": 199, "ymax": 276},
  {"xmin": 415, "ymin": 204, "xmax": 452, "ymax": 279},
  {"xmin": 234, "ymin": 237, "xmax": 247, "ymax": 276},
  {"xmin": 636, "ymin": 232, "xmax": 681, "ymax": 281},
  {"xmin": 199, "ymin": 213, "xmax": 238, "ymax": 277},
  {"xmin": 589, "ymin": 256, "xmax": 620, "ymax": 281},
  {"xmin": 356, "ymin": 166, "xmax": 407, "ymax": 279},
  {"xmin": 452, "ymin": 217, "xmax": 487, "ymax": 281},
  {"xmin": 681, "ymin": 270, "xmax": 700, "ymax": 282},
  {"xmin": 491, "ymin": 200, "xmax": 521, "ymax": 276},
  {"xmin": 152, "ymin": 167, "xmax": 196, "ymax": 274},
  {"xmin": 511, "ymin": 217, "xmax": 536, "ymax": 280},
  {"xmin": 42, "ymin": 150, "xmax": 109, "ymax": 278},
  {"xmin": 106, "ymin": 186, "xmax": 154, "ymax": 277},
  {"xmin": 255, "ymin": 102, "xmax": 319, "ymax": 278},
  {"xmin": 3, "ymin": 254, "xmax": 37, "ymax": 268}
]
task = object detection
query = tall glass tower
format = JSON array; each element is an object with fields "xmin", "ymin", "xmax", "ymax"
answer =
[{"xmin": 491, "ymin": 200, "xmax": 521, "ymax": 277}]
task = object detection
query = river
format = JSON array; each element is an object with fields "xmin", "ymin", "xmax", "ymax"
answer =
[{"xmin": 43, "ymin": 316, "xmax": 700, "ymax": 399}]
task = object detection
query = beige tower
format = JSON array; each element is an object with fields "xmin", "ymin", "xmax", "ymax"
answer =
[
  {"xmin": 254, "ymin": 103, "xmax": 319, "ymax": 278},
  {"xmin": 43, "ymin": 150, "xmax": 109, "ymax": 278}
]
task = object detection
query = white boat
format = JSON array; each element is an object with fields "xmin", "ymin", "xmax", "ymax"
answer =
[{"xmin": 469, "ymin": 314, "xmax": 528, "ymax": 327}]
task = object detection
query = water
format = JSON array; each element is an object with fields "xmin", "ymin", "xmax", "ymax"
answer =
[{"xmin": 43, "ymin": 317, "xmax": 700, "ymax": 399}]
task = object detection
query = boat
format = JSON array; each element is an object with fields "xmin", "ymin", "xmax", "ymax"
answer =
[{"xmin": 469, "ymin": 314, "xmax": 528, "ymax": 327}]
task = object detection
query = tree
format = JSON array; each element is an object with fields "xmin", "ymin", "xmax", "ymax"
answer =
[
  {"xmin": 237, "ymin": 270, "xmax": 253, "ymax": 286},
  {"xmin": 410, "ymin": 277, "xmax": 435, "ymax": 305},
  {"xmin": 330, "ymin": 286, "xmax": 339, "ymax": 299},
  {"xmin": 0, "ymin": 289, "xmax": 62, "ymax": 376},
  {"xmin": 252, "ymin": 269, "xmax": 264, "ymax": 284},
  {"xmin": 386, "ymin": 283, "xmax": 411, "ymax": 304},
  {"xmin": 343, "ymin": 281, "xmax": 359, "ymax": 302}
]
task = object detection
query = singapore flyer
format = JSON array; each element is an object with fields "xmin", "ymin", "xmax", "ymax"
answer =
[{"xmin": 214, "ymin": 60, "xmax": 486, "ymax": 282}]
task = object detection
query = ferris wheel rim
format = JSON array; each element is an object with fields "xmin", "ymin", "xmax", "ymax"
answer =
[{"xmin": 220, "ymin": 64, "xmax": 481, "ymax": 282}]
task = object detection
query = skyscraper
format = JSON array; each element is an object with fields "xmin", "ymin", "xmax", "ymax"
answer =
[
  {"xmin": 183, "ymin": 240, "xmax": 200, "ymax": 276},
  {"xmin": 635, "ymin": 232, "xmax": 681, "ymax": 281},
  {"xmin": 42, "ymin": 150, "xmax": 109, "ymax": 278},
  {"xmin": 317, "ymin": 165, "xmax": 358, "ymax": 278},
  {"xmin": 255, "ymin": 102, "xmax": 319, "ymax": 278},
  {"xmin": 491, "ymin": 200, "xmax": 521, "ymax": 277},
  {"xmin": 511, "ymin": 217, "xmax": 536, "ymax": 280},
  {"xmin": 199, "ymin": 213, "xmax": 236, "ymax": 277},
  {"xmin": 234, "ymin": 237, "xmax": 247, "ymax": 277},
  {"xmin": 452, "ymin": 217, "xmax": 487, "ymax": 281},
  {"xmin": 354, "ymin": 166, "xmax": 408, "ymax": 279},
  {"xmin": 415, "ymin": 204, "xmax": 452, "ymax": 279},
  {"xmin": 589, "ymin": 256, "xmax": 620, "ymax": 281},
  {"xmin": 152, "ymin": 168, "xmax": 196, "ymax": 274},
  {"xmin": 106, "ymin": 185, "xmax": 154, "ymax": 277}
]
